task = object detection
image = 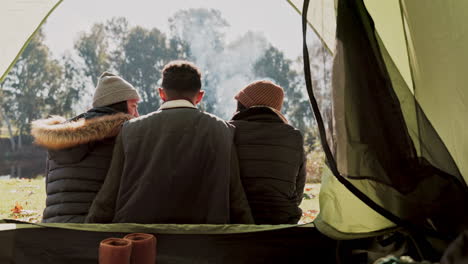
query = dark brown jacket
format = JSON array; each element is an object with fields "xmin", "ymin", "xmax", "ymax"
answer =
[
  {"xmin": 86, "ymin": 100, "xmax": 253, "ymax": 224},
  {"xmin": 230, "ymin": 106, "xmax": 306, "ymax": 224},
  {"xmin": 31, "ymin": 108, "xmax": 132, "ymax": 223}
]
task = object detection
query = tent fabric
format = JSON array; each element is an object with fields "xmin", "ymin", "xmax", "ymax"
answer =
[
  {"xmin": 398, "ymin": 1, "xmax": 468, "ymax": 184},
  {"xmin": 363, "ymin": 0, "xmax": 413, "ymax": 94},
  {"xmin": 315, "ymin": 167, "xmax": 396, "ymax": 238},
  {"xmin": 0, "ymin": 0, "xmax": 63, "ymax": 82},
  {"xmin": 364, "ymin": 0, "xmax": 468, "ymax": 184},
  {"xmin": 301, "ymin": 0, "xmax": 468, "ymax": 240},
  {"xmin": 287, "ymin": 0, "xmax": 336, "ymax": 54},
  {"xmin": 0, "ymin": 219, "xmax": 303, "ymax": 235},
  {"xmin": 293, "ymin": 0, "xmax": 468, "ymax": 184},
  {"xmin": 0, "ymin": 222, "xmax": 337, "ymax": 264}
]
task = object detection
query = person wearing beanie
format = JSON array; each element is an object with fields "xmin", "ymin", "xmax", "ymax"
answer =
[
  {"xmin": 230, "ymin": 80, "xmax": 306, "ymax": 224},
  {"xmin": 31, "ymin": 72, "xmax": 141, "ymax": 223},
  {"xmin": 86, "ymin": 60, "xmax": 253, "ymax": 224}
]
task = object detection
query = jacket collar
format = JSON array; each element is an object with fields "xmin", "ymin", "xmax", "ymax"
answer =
[
  {"xmin": 232, "ymin": 106, "xmax": 288, "ymax": 124},
  {"xmin": 31, "ymin": 113, "xmax": 133, "ymax": 150},
  {"xmin": 71, "ymin": 106, "xmax": 122, "ymax": 121},
  {"xmin": 159, "ymin": 99, "xmax": 197, "ymax": 110}
]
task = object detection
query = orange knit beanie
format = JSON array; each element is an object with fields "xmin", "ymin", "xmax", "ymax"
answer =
[{"xmin": 234, "ymin": 80, "xmax": 284, "ymax": 111}]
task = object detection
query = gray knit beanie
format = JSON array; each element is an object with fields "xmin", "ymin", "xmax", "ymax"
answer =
[{"xmin": 92, "ymin": 72, "xmax": 141, "ymax": 107}]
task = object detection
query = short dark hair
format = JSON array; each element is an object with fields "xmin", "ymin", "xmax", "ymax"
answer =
[
  {"xmin": 161, "ymin": 60, "xmax": 202, "ymax": 97},
  {"xmin": 236, "ymin": 101, "xmax": 247, "ymax": 112},
  {"xmin": 106, "ymin": 101, "xmax": 128, "ymax": 113}
]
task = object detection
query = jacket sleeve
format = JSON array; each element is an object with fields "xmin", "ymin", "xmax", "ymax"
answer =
[
  {"xmin": 229, "ymin": 144, "xmax": 255, "ymax": 224},
  {"xmin": 85, "ymin": 132, "xmax": 125, "ymax": 223},
  {"xmin": 295, "ymin": 149, "xmax": 307, "ymax": 206},
  {"xmin": 45, "ymin": 156, "xmax": 50, "ymax": 184}
]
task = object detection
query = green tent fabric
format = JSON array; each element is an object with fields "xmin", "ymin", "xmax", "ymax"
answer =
[
  {"xmin": 315, "ymin": 167, "xmax": 396, "ymax": 238},
  {"xmin": 289, "ymin": 0, "xmax": 468, "ymax": 240},
  {"xmin": 287, "ymin": 0, "xmax": 336, "ymax": 54},
  {"xmin": 332, "ymin": 0, "xmax": 467, "ymax": 236},
  {"xmin": 290, "ymin": 1, "xmax": 468, "ymax": 180},
  {"xmin": 365, "ymin": 0, "xmax": 468, "ymax": 183}
]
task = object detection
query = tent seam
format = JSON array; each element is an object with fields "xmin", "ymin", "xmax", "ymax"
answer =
[{"xmin": 0, "ymin": 0, "xmax": 64, "ymax": 83}]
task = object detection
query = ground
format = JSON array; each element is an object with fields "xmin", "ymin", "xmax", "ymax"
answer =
[
  {"xmin": 0, "ymin": 177, "xmax": 46, "ymax": 222},
  {"xmin": 0, "ymin": 178, "xmax": 320, "ymax": 224},
  {"xmin": 299, "ymin": 183, "xmax": 321, "ymax": 224}
]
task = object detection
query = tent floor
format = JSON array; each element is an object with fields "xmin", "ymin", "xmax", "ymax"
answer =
[{"xmin": 0, "ymin": 225, "xmax": 337, "ymax": 264}]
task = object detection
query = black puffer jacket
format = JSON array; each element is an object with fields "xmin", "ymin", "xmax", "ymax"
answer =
[
  {"xmin": 31, "ymin": 107, "xmax": 133, "ymax": 223},
  {"xmin": 230, "ymin": 106, "xmax": 306, "ymax": 224}
]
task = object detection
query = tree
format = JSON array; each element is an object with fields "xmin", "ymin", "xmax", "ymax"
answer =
[
  {"xmin": 116, "ymin": 26, "xmax": 187, "ymax": 114},
  {"xmin": 169, "ymin": 8, "xmax": 229, "ymax": 115},
  {"xmin": 1, "ymin": 30, "xmax": 82, "ymax": 149},
  {"xmin": 295, "ymin": 42, "xmax": 333, "ymax": 144},
  {"xmin": 254, "ymin": 46, "xmax": 313, "ymax": 133},
  {"xmin": 308, "ymin": 42, "xmax": 333, "ymax": 137},
  {"xmin": 74, "ymin": 23, "xmax": 111, "ymax": 86},
  {"xmin": 46, "ymin": 53, "xmax": 85, "ymax": 116},
  {"xmin": 0, "ymin": 84, "xmax": 16, "ymax": 151},
  {"xmin": 75, "ymin": 18, "xmax": 188, "ymax": 115}
]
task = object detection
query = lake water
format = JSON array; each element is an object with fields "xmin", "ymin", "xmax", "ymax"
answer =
[{"xmin": 0, "ymin": 156, "xmax": 46, "ymax": 179}]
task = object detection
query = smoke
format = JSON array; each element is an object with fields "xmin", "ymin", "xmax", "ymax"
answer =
[
  {"xmin": 170, "ymin": 9, "xmax": 268, "ymax": 118},
  {"xmin": 213, "ymin": 31, "xmax": 268, "ymax": 117}
]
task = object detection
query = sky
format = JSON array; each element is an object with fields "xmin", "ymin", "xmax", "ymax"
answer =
[
  {"xmin": 42, "ymin": 0, "xmax": 317, "ymax": 60},
  {"xmin": 39, "ymin": 0, "xmax": 325, "ymax": 116}
]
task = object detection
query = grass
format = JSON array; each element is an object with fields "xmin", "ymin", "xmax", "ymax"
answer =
[
  {"xmin": 0, "ymin": 127, "xmax": 10, "ymax": 138},
  {"xmin": 306, "ymin": 147, "xmax": 326, "ymax": 183},
  {"xmin": 0, "ymin": 120, "xmax": 13, "ymax": 138},
  {"xmin": 0, "ymin": 178, "xmax": 320, "ymax": 224},
  {"xmin": 0, "ymin": 177, "xmax": 46, "ymax": 222},
  {"xmin": 299, "ymin": 183, "xmax": 321, "ymax": 224}
]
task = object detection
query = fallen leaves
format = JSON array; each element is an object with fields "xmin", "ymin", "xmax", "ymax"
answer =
[
  {"xmin": 9, "ymin": 202, "xmax": 39, "ymax": 221},
  {"xmin": 1, "ymin": 177, "xmax": 45, "ymax": 223},
  {"xmin": 299, "ymin": 184, "xmax": 320, "ymax": 224},
  {"xmin": 10, "ymin": 202, "xmax": 23, "ymax": 214},
  {"xmin": 303, "ymin": 193, "xmax": 316, "ymax": 200},
  {"xmin": 299, "ymin": 209, "xmax": 319, "ymax": 224}
]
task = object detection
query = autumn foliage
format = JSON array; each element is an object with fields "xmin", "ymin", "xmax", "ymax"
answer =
[{"xmin": 10, "ymin": 202, "xmax": 23, "ymax": 214}]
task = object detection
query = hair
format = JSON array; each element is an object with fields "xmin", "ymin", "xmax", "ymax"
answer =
[
  {"xmin": 106, "ymin": 101, "xmax": 128, "ymax": 113},
  {"xmin": 236, "ymin": 101, "xmax": 247, "ymax": 112},
  {"xmin": 161, "ymin": 60, "xmax": 202, "ymax": 98}
]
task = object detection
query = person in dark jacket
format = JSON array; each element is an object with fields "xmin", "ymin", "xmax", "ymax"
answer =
[
  {"xmin": 31, "ymin": 72, "xmax": 141, "ymax": 223},
  {"xmin": 230, "ymin": 80, "xmax": 306, "ymax": 224},
  {"xmin": 86, "ymin": 60, "xmax": 253, "ymax": 224}
]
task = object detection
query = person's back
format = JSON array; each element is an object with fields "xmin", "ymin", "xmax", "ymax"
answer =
[
  {"xmin": 86, "ymin": 61, "xmax": 253, "ymax": 224},
  {"xmin": 230, "ymin": 80, "xmax": 306, "ymax": 224},
  {"xmin": 31, "ymin": 72, "xmax": 141, "ymax": 223},
  {"xmin": 115, "ymin": 105, "xmax": 237, "ymax": 223}
]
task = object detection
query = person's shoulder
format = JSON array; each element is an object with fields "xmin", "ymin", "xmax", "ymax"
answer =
[
  {"xmin": 282, "ymin": 123, "xmax": 304, "ymax": 140},
  {"xmin": 199, "ymin": 111, "xmax": 229, "ymax": 123},
  {"xmin": 197, "ymin": 111, "xmax": 235, "ymax": 132},
  {"xmin": 261, "ymin": 121, "xmax": 304, "ymax": 145},
  {"xmin": 123, "ymin": 111, "xmax": 160, "ymax": 127},
  {"xmin": 228, "ymin": 119, "xmax": 248, "ymax": 131}
]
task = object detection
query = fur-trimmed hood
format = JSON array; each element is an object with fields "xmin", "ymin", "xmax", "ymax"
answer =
[{"xmin": 31, "ymin": 113, "xmax": 133, "ymax": 150}]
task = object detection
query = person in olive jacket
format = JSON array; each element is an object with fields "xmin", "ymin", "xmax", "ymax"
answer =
[
  {"xmin": 86, "ymin": 60, "xmax": 253, "ymax": 224},
  {"xmin": 31, "ymin": 72, "xmax": 141, "ymax": 223},
  {"xmin": 230, "ymin": 80, "xmax": 307, "ymax": 224}
]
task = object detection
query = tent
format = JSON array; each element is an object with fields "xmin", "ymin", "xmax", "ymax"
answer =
[{"xmin": 1, "ymin": 0, "xmax": 468, "ymax": 263}]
